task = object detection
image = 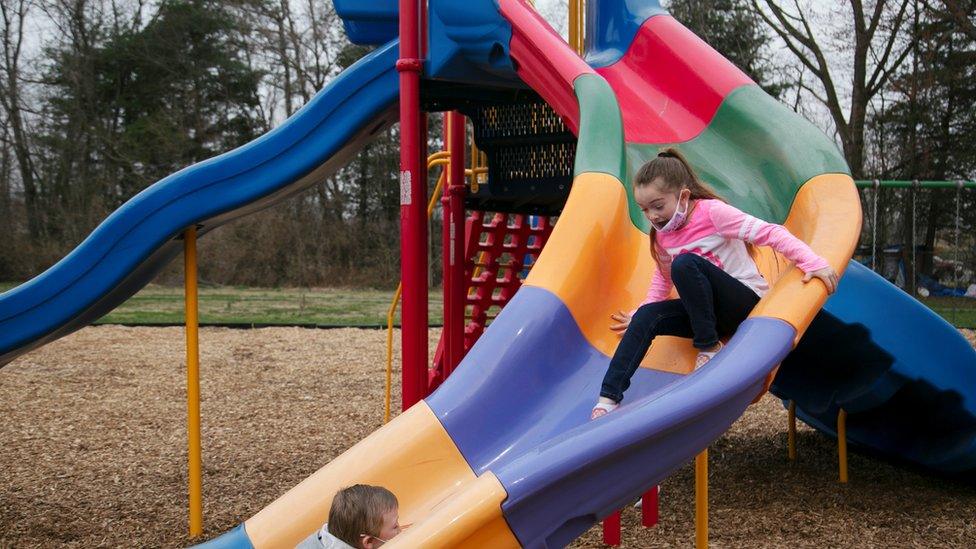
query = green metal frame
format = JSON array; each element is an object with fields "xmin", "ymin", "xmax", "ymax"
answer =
[{"xmin": 855, "ymin": 180, "xmax": 976, "ymax": 189}]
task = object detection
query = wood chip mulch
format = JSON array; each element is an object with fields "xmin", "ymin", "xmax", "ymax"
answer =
[{"xmin": 2, "ymin": 326, "xmax": 974, "ymax": 548}]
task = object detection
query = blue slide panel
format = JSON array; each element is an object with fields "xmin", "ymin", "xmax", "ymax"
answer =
[
  {"xmin": 0, "ymin": 41, "xmax": 400, "ymax": 366},
  {"xmin": 772, "ymin": 261, "xmax": 976, "ymax": 474},
  {"xmin": 334, "ymin": 0, "xmax": 399, "ymax": 46},
  {"xmin": 194, "ymin": 524, "xmax": 253, "ymax": 549},
  {"xmin": 583, "ymin": 0, "xmax": 667, "ymax": 68}
]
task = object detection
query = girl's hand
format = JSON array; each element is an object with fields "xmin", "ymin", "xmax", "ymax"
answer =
[
  {"xmin": 802, "ymin": 266, "xmax": 839, "ymax": 294},
  {"xmin": 609, "ymin": 311, "xmax": 632, "ymax": 333}
]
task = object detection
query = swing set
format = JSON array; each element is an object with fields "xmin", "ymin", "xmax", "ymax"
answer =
[{"xmin": 856, "ymin": 179, "xmax": 976, "ymax": 327}]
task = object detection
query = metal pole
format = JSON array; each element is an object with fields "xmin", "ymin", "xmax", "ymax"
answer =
[
  {"xmin": 855, "ymin": 179, "xmax": 976, "ymax": 188},
  {"xmin": 384, "ymin": 283, "xmax": 403, "ymax": 424},
  {"xmin": 788, "ymin": 400, "xmax": 797, "ymax": 460},
  {"xmin": 911, "ymin": 180, "xmax": 918, "ymax": 297},
  {"xmin": 386, "ymin": 156, "xmax": 450, "ymax": 421},
  {"xmin": 568, "ymin": 0, "xmax": 578, "ymax": 54},
  {"xmin": 838, "ymin": 409, "xmax": 848, "ymax": 483},
  {"xmin": 954, "ymin": 182, "xmax": 963, "ymax": 325},
  {"xmin": 641, "ymin": 486, "xmax": 659, "ymax": 527},
  {"xmin": 871, "ymin": 179, "xmax": 879, "ymax": 272},
  {"xmin": 445, "ymin": 112, "xmax": 467, "ymax": 373},
  {"xmin": 578, "ymin": 0, "xmax": 585, "ymax": 54},
  {"xmin": 441, "ymin": 113, "xmax": 454, "ymax": 377},
  {"xmin": 695, "ymin": 450, "xmax": 708, "ymax": 549},
  {"xmin": 397, "ymin": 0, "xmax": 428, "ymax": 410},
  {"xmin": 602, "ymin": 509, "xmax": 621, "ymax": 546},
  {"xmin": 183, "ymin": 227, "xmax": 202, "ymax": 538}
]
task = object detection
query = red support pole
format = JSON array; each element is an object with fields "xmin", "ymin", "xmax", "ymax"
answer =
[
  {"xmin": 602, "ymin": 510, "xmax": 621, "ymax": 546},
  {"xmin": 641, "ymin": 486, "xmax": 659, "ymax": 527},
  {"xmin": 398, "ymin": 0, "xmax": 427, "ymax": 410},
  {"xmin": 443, "ymin": 111, "xmax": 467, "ymax": 374}
]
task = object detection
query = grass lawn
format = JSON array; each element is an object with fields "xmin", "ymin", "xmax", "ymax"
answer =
[
  {"xmin": 918, "ymin": 296, "xmax": 976, "ymax": 329},
  {"xmin": 0, "ymin": 282, "xmax": 443, "ymax": 326},
  {"xmin": 2, "ymin": 282, "xmax": 974, "ymax": 328}
]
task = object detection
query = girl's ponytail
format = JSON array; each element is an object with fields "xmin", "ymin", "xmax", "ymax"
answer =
[{"xmin": 641, "ymin": 148, "xmax": 722, "ymax": 202}]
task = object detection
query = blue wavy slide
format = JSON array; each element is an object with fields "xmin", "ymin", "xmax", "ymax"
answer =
[{"xmin": 0, "ymin": 41, "xmax": 400, "ymax": 366}]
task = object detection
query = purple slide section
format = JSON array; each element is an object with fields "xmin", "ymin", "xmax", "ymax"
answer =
[
  {"xmin": 426, "ymin": 287, "xmax": 796, "ymax": 547},
  {"xmin": 427, "ymin": 287, "xmax": 684, "ymax": 473}
]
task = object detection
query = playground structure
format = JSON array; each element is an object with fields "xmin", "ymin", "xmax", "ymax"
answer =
[{"xmin": 1, "ymin": 1, "xmax": 975, "ymax": 548}]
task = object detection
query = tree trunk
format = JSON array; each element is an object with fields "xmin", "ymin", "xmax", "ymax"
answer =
[
  {"xmin": 0, "ymin": 0, "xmax": 42, "ymax": 239},
  {"xmin": 275, "ymin": 4, "xmax": 294, "ymax": 117}
]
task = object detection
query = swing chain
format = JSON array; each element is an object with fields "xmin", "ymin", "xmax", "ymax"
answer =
[
  {"xmin": 955, "ymin": 181, "xmax": 963, "ymax": 321},
  {"xmin": 911, "ymin": 179, "xmax": 918, "ymax": 296},
  {"xmin": 872, "ymin": 179, "xmax": 879, "ymax": 271}
]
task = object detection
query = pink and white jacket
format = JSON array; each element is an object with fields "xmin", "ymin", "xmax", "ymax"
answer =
[{"xmin": 636, "ymin": 199, "xmax": 829, "ymax": 309}]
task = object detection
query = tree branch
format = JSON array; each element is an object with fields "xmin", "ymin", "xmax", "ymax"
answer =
[
  {"xmin": 756, "ymin": 0, "xmax": 847, "ymax": 132},
  {"xmin": 866, "ymin": 0, "xmax": 913, "ymax": 94},
  {"xmin": 941, "ymin": 0, "xmax": 976, "ymax": 41}
]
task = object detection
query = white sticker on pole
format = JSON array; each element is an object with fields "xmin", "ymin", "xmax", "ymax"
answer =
[{"xmin": 400, "ymin": 170, "xmax": 412, "ymax": 205}]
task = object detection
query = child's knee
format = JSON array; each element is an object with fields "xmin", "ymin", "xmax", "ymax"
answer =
[
  {"xmin": 671, "ymin": 252, "xmax": 702, "ymax": 273},
  {"xmin": 633, "ymin": 302, "xmax": 659, "ymax": 322}
]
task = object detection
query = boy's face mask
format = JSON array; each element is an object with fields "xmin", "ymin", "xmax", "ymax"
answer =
[{"xmin": 650, "ymin": 189, "xmax": 691, "ymax": 233}]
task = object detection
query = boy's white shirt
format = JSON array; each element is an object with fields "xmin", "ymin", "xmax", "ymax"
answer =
[{"xmin": 295, "ymin": 524, "xmax": 356, "ymax": 549}]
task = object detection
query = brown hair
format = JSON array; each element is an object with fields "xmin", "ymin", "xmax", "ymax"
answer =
[
  {"xmin": 327, "ymin": 485, "xmax": 398, "ymax": 547},
  {"xmin": 634, "ymin": 148, "xmax": 727, "ymax": 271}
]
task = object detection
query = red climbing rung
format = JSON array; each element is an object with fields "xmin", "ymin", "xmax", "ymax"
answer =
[{"xmin": 430, "ymin": 211, "xmax": 554, "ymax": 390}]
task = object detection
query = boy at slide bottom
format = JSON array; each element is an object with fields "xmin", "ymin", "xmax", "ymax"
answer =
[{"xmin": 297, "ymin": 485, "xmax": 402, "ymax": 549}]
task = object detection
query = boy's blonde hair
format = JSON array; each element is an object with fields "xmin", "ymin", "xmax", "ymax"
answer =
[{"xmin": 327, "ymin": 485, "xmax": 398, "ymax": 547}]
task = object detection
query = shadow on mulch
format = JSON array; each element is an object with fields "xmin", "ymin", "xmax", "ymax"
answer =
[{"xmin": 1, "ymin": 326, "xmax": 974, "ymax": 548}]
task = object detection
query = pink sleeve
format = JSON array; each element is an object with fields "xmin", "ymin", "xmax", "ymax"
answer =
[
  {"xmin": 708, "ymin": 201, "xmax": 830, "ymax": 273},
  {"xmin": 630, "ymin": 256, "xmax": 673, "ymax": 315}
]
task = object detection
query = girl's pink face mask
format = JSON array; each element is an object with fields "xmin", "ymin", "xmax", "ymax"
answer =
[{"xmin": 651, "ymin": 190, "xmax": 690, "ymax": 233}]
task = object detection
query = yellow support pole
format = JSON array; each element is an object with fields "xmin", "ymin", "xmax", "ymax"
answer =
[
  {"xmin": 695, "ymin": 449, "xmax": 708, "ymax": 549},
  {"xmin": 567, "ymin": 0, "xmax": 585, "ymax": 54},
  {"xmin": 384, "ymin": 282, "xmax": 403, "ymax": 424},
  {"xmin": 429, "ymin": 150, "xmax": 451, "ymax": 162},
  {"xmin": 470, "ymin": 139, "xmax": 482, "ymax": 192},
  {"xmin": 788, "ymin": 400, "xmax": 797, "ymax": 460},
  {"xmin": 183, "ymin": 226, "xmax": 203, "ymax": 538},
  {"xmin": 838, "ymin": 409, "xmax": 848, "ymax": 483},
  {"xmin": 568, "ymin": 0, "xmax": 578, "ymax": 54},
  {"xmin": 578, "ymin": 0, "xmax": 585, "ymax": 54}
]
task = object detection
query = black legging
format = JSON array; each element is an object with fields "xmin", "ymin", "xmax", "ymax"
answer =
[{"xmin": 600, "ymin": 253, "xmax": 761, "ymax": 403}]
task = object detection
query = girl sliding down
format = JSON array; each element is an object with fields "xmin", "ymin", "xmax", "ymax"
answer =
[{"xmin": 591, "ymin": 149, "xmax": 838, "ymax": 420}]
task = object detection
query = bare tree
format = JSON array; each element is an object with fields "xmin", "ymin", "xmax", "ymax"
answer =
[
  {"xmin": 241, "ymin": 0, "xmax": 346, "ymax": 119},
  {"xmin": 0, "ymin": 0, "xmax": 41, "ymax": 237},
  {"xmin": 751, "ymin": 0, "xmax": 915, "ymax": 177},
  {"xmin": 0, "ymin": 110, "xmax": 11, "ymax": 220},
  {"xmin": 298, "ymin": 0, "xmax": 340, "ymax": 92}
]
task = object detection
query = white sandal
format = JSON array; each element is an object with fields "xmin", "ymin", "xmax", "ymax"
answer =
[
  {"xmin": 695, "ymin": 341, "xmax": 724, "ymax": 369},
  {"xmin": 590, "ymin": 399, "xmax": 619, "ymax": 419}
]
